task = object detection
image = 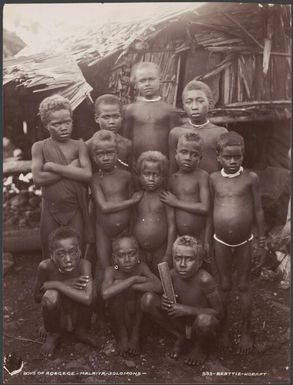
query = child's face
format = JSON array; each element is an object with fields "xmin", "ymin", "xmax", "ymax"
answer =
[
  {"xmin": 95, "ymin": 103, "xmax": 122, "ymax": 134},
  {"xmin": 113, "ymin": 238, "xmax": 139, "ymax": 273},
  {"xmin": 51, "ymin": 237, "xmax": 81, "ymax": 274},
  {"xmin": 46, "ymin": 109, "xmax": 72, "ymax": 141},
  {"xmin": 217, "ymin": 145, "xmax": 244, "ymax": 174},
  {"xmin": 173, "ymin": 245, "xmax": 201, "ymax": 280},
  {"xmin": 139, "ymin": 160, "xmax": 163, "ymax": 191},
  {"xmin": 92, "ymin": 141, "xmax": 117, "ymax": 172},
  {"xmin": 175, "ymin": 140, "xmax": 202, "ymax": 172},
  {"xmin": 135, "ymin": 67, "xmax": 160, "ymax": 99},
  {"xmin": 183, "ymin": 90, "xmax": 209, "ymax": 124}
]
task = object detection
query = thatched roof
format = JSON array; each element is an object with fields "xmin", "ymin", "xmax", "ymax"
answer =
[
  {"xmin": 4, "ymin": 3, "xmax": 290, "ymax": 113},
  {"xmin": 57, "ymin": 3, "xmax": 290, "ymax": 67},
  {"xmin": 77, "ymin": 2, "xmax": 290, "ymax": 117},
  {"xmin": 3, "ymin": 52, "xmax": 93, "ymax": 110},
  {"xmin": 15, "ymin": 4, "xmax": 199, "ymax": 66},
  {"xmin": 52, "ymin": 2, "xmax": 290, "ymax": 114}
]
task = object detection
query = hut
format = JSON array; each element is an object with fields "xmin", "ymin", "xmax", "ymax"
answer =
[
  {"xmin": 3, "ymin": 51, "xmax": 95, "ymax": 160},
  {"xmin": 66, "ymin": 2, "xmax": 291, "ymax": 167},
  {"xmin": 64, "ymin": 2, "xmax": 291, "ymax": 227}
]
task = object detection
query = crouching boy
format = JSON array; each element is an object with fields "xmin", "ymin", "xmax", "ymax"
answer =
[
  {"xmin": 101, "ymin": 235, "xmax": 162, "ymax": 356},
  {"xmin": 141, "ymin": 236, "xmax": 223, "ymax": 365},
  {"xmin": 34, "ymin": 227, "xmax": 95, "ymax": 358}
]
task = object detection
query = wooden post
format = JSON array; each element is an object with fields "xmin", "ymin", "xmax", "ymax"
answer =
[{"xmin": 173, "ymin": 55, "xmax": 181, "ymax": 107}]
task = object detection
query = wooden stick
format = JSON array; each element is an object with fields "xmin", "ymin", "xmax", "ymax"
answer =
[
  {"xmin": 224, "ymin": 100, "xmax": 291, "ymax": 107},
  {"xmin": 158, "ymin": 262, "xmax": 176, "ymax": 303},
  {"xmin": 4, "ymin": 334, "xmax": 42, "ymax": 344},
  {"xmin": 3, "ymin": 160, "xmax": 32, "ymax": 175},
  {"xmin": 221, "ymin": 11, "xmax": 264, "ymax": 49}
]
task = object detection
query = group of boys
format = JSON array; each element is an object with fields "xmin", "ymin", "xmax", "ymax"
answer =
[{"xmin": 32, "ymin": 62, "xmax": 266, "ymax": 365}]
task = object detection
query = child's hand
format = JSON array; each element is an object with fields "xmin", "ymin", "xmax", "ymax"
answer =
[
  {"xmin": 65, "ymin": 276, "xmax": 90, "ymax": 290},
  {"xmin": 133, "ymin": 275, "xmax": 148, "ymax": 284},
  {"xmin": 43, "ymin": 162, "xmax": 56, "ymax": 172},
  {"xmin": 204, "ymin": 242, "xmax": 213, "ymax": 262},
  {"xmin": 132, "ymin": 191, "xmax": 144, "ymax": 203},
  {"xmin": 160, "ymin": 191, "xmax": 178, "ymax": 207},
  {"xmin": 166, "ymin": 303, "xmax": 188, "ymax": 318},
  {"xmin": 251, "ymin": 248, "xmax": 266, "ymax": 277},
  {"xmin": 161, "ymin": 294, "xmax": 174, "ymax": 310}
]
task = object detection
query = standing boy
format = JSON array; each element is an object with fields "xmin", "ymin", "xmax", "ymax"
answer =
[
  {"xmin": 132, "ymin": 151, "xmax": 176, "ymax": 273},
  {"xmin": 141, "ymin": 236, "xmax": 223, "ymax": 365},
  {"xmin": 208, "ymin": 131, "xmax": 266, "ymax": 353},
  {"xmin": 169, "ymin": 80, "xmax": 227, "ymax": 174},
  {"xmin": 102, "ymin": 235, "xmax": 162, "ymax": 356},
  {"xmin": 161, "ymin": 132, "xmax": 209, "ymax": 242},
  {"xmin": 34, "ymin": 227, "xmax": 95, "ymax": 358},
  {"xmin": 124, "ymin": 62, "xmax": 180, "ymax": 166},
  {"xmin": 85, "ymin": 94, "xmax": 133, "ymax": 266},
  {"xmin": 32, "ymin": 95, "xmax": 93, "ymax": 259},
  {"xmin": 90, "ymin": 130, "xmax": 142, "ymax": 271},
  {"xmin": 88, "ymin": 94, "xmax": 132, "ymax": 170}
]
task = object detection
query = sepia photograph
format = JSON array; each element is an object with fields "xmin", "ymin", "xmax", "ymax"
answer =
[{"xmin": 2, "ymin": 2, "xmax": 291, "ymax": 384}]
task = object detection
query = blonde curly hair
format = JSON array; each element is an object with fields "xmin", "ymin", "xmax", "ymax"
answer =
[{"xmin": 39, "ymin": 94, "xmax": 72, "ymax": 126}]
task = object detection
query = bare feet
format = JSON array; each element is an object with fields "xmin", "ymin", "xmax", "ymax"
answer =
[
  {"xmin": 40, "ymin": 333, "xmax": 61, "ymax": 358},
  {"xmin": 217, "ymin": 331, "xmax": 233, "ymax": 352},
  {"xmin": 74, "ymin": 329, "xmax": 98, "ymax": 347},
  {"xmin": 60, "ymin": 314, "xmax": 74, "ymax": 333},
  {"xmin": 39, "ymin": 325, "xmax": 47, "ymax": 342},
  {"xmin": 128, "ymin": 336, "xmax": 140, "ymax": 356},
  {"xmin": 167, "ymin": 336, "xmax": 185, "ymax": 360},
  {"xmin": 118, "ymin": 330, "xmax": 129, "ymax": 357},
  {"xmin": 184, "ymin": 344, "xmax": 207, "ymax": 366},
  {"xmin": 65, "ymin": 314, "xmax": 74, "ymax": 332},
  {"xmin": 237, "ymin": 332, "xmax": 254, "ymax": 354},
  {"xmin": 91, "ymin": 312, "xmax": 106, "ymax": 332}
]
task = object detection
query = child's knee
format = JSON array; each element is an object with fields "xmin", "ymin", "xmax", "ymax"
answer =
[
  {"xmin": 194, "ymin": 314, "xmax": 219, "ymax": 335},
  {"xmin": 141, "ymin": 292, "xmax": 156, "ymax": 312},
  {"xmin": 42, "ymin": 289, "xmax": 60, "ymax": 309}
]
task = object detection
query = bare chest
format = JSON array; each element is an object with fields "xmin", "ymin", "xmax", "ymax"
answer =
[
  {"xmin": 100, "ymin": 175, "xmax": 129, "ymax": 199},
  {"xmin": 214, "ymin": 177, "xmax": 251, "ymax": 199},
  {"xmin": 172, "ymin": 177, "xmax": 199, "ymax": 199},
  {"xmin": 138, "ymin": 193, "xmax": 164, "ymax": 215},
  {"xmin": 173, "ymin": 277, "xmax": 205, "ymax": 306},
  {"xmin": 133, "ymin": 105, "xmax": 169, "ymax": 127}
]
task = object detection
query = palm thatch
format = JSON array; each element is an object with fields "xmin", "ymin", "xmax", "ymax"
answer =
[
  {"xmin": 3, "ymin": 52, "xmax": 93, "ymax": 110},
  {"xmin": 65, "ymin": 2, "xmax": 290, "ymax": 116}
]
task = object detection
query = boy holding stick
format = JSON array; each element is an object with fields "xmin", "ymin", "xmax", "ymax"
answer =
[{"xmin": 141, "ymin": 236, "xmax": 223, "ymax": 365}]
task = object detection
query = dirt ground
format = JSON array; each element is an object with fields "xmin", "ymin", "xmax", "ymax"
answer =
[{"xmin": 3, "ymin": 253, "xmax": 291, "ymax": 385}]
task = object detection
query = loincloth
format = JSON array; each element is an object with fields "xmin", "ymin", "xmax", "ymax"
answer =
[
  {"xmin": 214, "ymin": 233, "xmax": 253, "ymax": 250},
  {"xmin": 43, "ymin": 198, "xmax": 80, "ymax": 226}
]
